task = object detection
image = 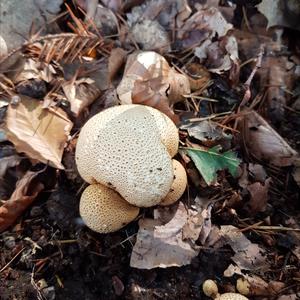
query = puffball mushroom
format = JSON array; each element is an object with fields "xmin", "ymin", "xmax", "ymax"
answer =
[
  {"xmin": 80, "ymin": 184, "xmax": 139, "ymax": 233},
  {"xmin": 215, "ymin": 293, "xmax": 249, "ymax": 300},
  {"xmin": 160, "ymin": 160, "xmax": 187, "ymax": 206},
  {"xmin": 75, "ymin": 104, "xmax": 179, "ymax": 207},
  {"xmin": 203, "ymin": 280, "xmax": 249, "ymax": 300}
]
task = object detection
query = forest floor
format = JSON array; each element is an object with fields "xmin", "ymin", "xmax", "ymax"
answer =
[{"xmin": 0, "ymin": 0, "xmax": 299, "ymax": 299}]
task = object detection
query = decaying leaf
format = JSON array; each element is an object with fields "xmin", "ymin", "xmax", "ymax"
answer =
[
  {"xmin": 178, "ymin": 6, "xmax": 233, "ymax": 49},
  {"xmin": 130, "ymin": 202, "xmax": 202, "ymax": 269},
  {"xmin": 131, "ymin": 20, "xmax": 171, "ymax": 52},
  {"xmin": 195, "ymin": 35, "xmax": 239, "ymax": 75},
  {"xmin": 15, "ymin": 59, "xmax": 56, "ymax": 83},
  {"xmin": 257, "ymin": 0, "xmax": 300, "ymax": 30},
  {"xmin": 246, "ymin": 178, "xmax": 271, "ymax": 214},
  {"xmin": 5, "ymin": 95, "xmax": 73, "ymax": 169},
  {"xmin": 0, "ymin": 170, "xmax": 44, "ymax": 232},
  {"xmin": 117, "ymin": 51, "xmax": 190, "ymax": 122},
  {"xmin": 292, "ymin": 158, "xmax": 300, "ymax": 187},
  {"xmin": 62, "ymin": 77, "xmax": 101, "ymax": 116},
  {"xmin": 0, "ymin": 155, "xmax": 22, "ymax": 179},
  {"xmin": 220, "ymin": 225, "xmax": 270, "ymax": 271},
  {"xmin": 185, "ymin": 145, "xmax": 240, "ymax": 185},
  {"xmin": 242, "ymin": 110, "xmax": 298, "ymax": 166},
  {"xmin": 180, "ymin": 120, "xmax": 232, "ymax": 147}
]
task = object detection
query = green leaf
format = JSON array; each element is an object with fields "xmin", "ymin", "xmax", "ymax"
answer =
[{"xmin": 185, "ymin": 145, "xmax": 240, "ymax": 185}]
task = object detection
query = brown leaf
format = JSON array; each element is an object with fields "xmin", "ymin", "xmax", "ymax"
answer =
[
  {"xmin": 242, "ymin": 110, "xmax": 298, "ymax": 166},
  {"xmin": 62, "ymin": 78, "xmax": 101, "ymax": 116},
  {"xmin": 178, "ymin": 7, "xmax": 232, "ymax": 49},
  {"xmin": 108, "ymin": 48, "xmax": 127, "ymax": 82},
  {"xmin": 5, "ymin": 96, "xmax": 73, "ymax": 169},
  {"xmin": 130, "ymin": 202, "xmax": 202, "ymax": 269},
  {"xmin": 0, "ymin": 170, "xmax": 44, "ymax": 232},
  {"xmin": 246, "ymin": 178, "xmax": 271, "ymax": 214},
  {"xmin": 112, "ymin": 275, "xmax": 124, "ymax": 296},
  {"xmin": 117, "ymin": 51, "xmax": 190, "ymax": 123},
  {"xmin": 220, "ymin": 225, "xmax": 270, "ymax": 271}
]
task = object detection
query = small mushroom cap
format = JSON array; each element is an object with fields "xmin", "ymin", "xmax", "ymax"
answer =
[
  {"xmin": 160, "ymin": 160, "xmax": 187, "ymax": 206},
  {"xmin": 79, "ymin": 184, "xmax": 139, "ymax": 233},
  {"xmin": 215, "ymin": 293, "xmax": 249, "ymax": 300},
  {"xmin": 203, "ymin": 280, "xmax": 219, "ymax": 297},
  {"xmin": 236, "ymin": 278, "xmax": 250, "ymax": 295},
  {"xmin": 76, "ymin": 104, "xmax": 177, "ymax": 207}
]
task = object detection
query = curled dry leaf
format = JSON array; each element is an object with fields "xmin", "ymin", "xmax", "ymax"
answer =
[
  {"xmin": 178, "ymin": 6, "xmax": 233, "ymax": 49},
  {"xmin": 219, "ymin": 225, "xmax": 270, "ymax": 272},
  {"xmin": 62, "ymin": 77, "xmax": 101, "ymax": 116},
  {"xmin": 15, "ymin": 59, "xmax": 56, "ymax": 83},
  {"xmin": 5, "ymin": 95, "xmax": 73, "ymax": 169},
  {"xmin": 108, "ymin": 48, "xmax": 127, "ymax": 83},
  {"xmin": 246, "ymin": 178, "xmax": 271, "ymax": 214},
  {"xmin": 0, "ymin": 170, "xmax": 44, "ymax": 232},
  {"xmin": 241, "ymin": 110, "xmax": 298, "ymax": 166},
  {"xmin": 130, "ymin": 202, "xmax": 202, "ymax": 269},
  {"xmin": 117, "ymin": 51, "xmax": 190, "ymax": 123}
]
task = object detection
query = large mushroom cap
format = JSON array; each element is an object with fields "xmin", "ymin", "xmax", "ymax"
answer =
[
  {"xmin": 160, "ymin": 160, "xmax": 187, "ymax": 206},
  {"xmin": 79, "ymin": 184, "xmax": 140, "ymax": 233},
  {"xmin": 216, "ymin": 293, "xmax": 249, "ymax": 300},
  {"xmin": 75, "ymin": 104, "xmax": 179, "ymax": 207}
]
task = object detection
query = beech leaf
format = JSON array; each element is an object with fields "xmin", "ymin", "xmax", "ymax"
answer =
[
  {"xmin": 4, "ymin": 96, "xmax": 73, "ymax": 169},
  {"xmin": 185, "ymin": 145, "xmax": 240, "ymax": 185}
]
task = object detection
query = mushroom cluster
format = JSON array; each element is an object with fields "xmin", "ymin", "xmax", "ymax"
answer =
[
  {"xmin": 75, "ymin": 104, "xmax": 187, "ymax": 233},
  {"xmin": 203, "ymin": 280, "xmax": 249, "ymax": 300}
]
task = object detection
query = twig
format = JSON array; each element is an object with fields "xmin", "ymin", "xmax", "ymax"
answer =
[
  {"xmin": 240, "ymin": 46, "xmax": 264, "ymax": 107},
  {"xmin": 241, "ymin": 225, "xmax": 300, "ymax": 232},
  {"xmin": 0, "ymin": 247, "xmax": 25, "ymax": 273}
]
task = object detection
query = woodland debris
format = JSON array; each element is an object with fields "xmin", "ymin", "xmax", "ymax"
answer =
[
  {"xmin": 117, "ymin": 51, "xmax": 190, "ymax": 122},
  {"xmin": 0, "ymin": 170, "xmax": 44, "ymax": 232},
  {"xmin": 4, "ymin": 95, "xmax": 73, "ymax": 169},
  {"xmin": 130, "ymin": 202, "xmax": 202, "ymax": 269},
  {"xmin": 241, "ymin": 110, "xmax": 298, "ymax": 166}
]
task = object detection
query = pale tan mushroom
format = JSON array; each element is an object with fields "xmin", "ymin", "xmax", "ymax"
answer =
[
  {"xmin": 203, "ymin": 280, "xmax": 219, "ymax": 298},
  {"xmin": 160, "ymin": 160, "xmax": 187, "ymax": 206},
  {"xmin": 79, "ymin": 184, "xmax": 139, "ymax": 233},
  {"xmin": 215, "ymin": 293, "xmax": 249, "ymax": 300},
  {"xmin": 75, "ymin": 104, "xmax": 179, "ymax": 207},
  {"xmin": 203, "ymin": 280, "xmax": 249, "ymax": 300}
]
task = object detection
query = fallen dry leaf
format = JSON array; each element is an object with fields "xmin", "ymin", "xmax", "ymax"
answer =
[
  {"xmin": 246, "ymin": 178, "xmax": 271, "ymax": 214},
  {"xmin": 15, "ymin": 59, "xmax": 56, "ymax": 83},
  {"xmin": 219, "ymin": 225, "xmax": 270, "ymax": 271},
  {"xmin": 62, "ymin": 77, "xmax": 101, "ymax": 116},
  {"xmin": 0, "ymin": 170, "xmax": 44, "ymax": 232},
  {"xmin": 277, "ymin": 295, "xmax": 299, "ymax": 300},
  {"xmin": 117, "ymin": 51, "xmax": 190, "ymax": 122},
  {"xmin": 180, "ymin": 120, "xmax": 232, "ymax": 147},
  {"xmin": 130, "ymin": 202, "xmax": 202, "ymax": 269},
  {"xmin": 0, "ymin": 155, "xmax": 22, "ymax": 179},
  {"xmin": 131, "ymin": 19, "xmax": 171, "ymax": 52},
  {"xmin": 257, "ymin": 0, "xmax": 300, "ymax": 30},
  {"xmin": 5, "ymin": 95, "xmax": 73, "ymax": 169},
  {"xmin": 292, "ymin": 158, "xmax": 300, "ymax": 187},
  {"xmin": 242, "ymin": 110, "xmax": 298, "ymax": 166},
  {"xmin": 108, "ymin": 48, "xmax": 127, "ymax": 83},
  {"xmin": 178, "ymin": 6, "xmax": 233, "ymax": 49}
]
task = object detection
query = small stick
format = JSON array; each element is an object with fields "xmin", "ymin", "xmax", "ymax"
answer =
[{"xmin": 0, "ymin": 247, "xmax": 25, "ymax": 273}]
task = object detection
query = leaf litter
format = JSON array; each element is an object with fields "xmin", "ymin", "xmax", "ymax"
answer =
[{"xmin": 0, "ymin": 0, "xmax": 299, "ymax": 299}]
